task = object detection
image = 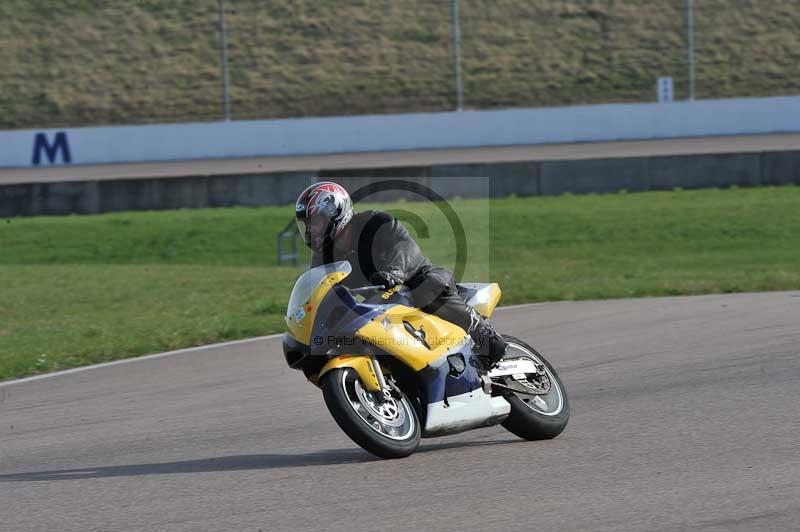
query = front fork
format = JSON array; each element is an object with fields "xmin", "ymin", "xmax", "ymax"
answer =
[{"xmin": 370, "ymin": 356, "xmax": 394, "ymax": 400}]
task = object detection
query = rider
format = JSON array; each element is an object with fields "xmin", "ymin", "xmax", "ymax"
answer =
[{"xmin": 294, "ymin": 181, "xmax": 507, "ymax": 366}]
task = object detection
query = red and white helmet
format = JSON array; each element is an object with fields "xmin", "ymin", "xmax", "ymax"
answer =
[{"xmin": 295, "ymin": 181, "xmax": 354, "ymax": 250}]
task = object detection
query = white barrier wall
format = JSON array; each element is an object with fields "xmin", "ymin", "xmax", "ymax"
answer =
[{"xmin": 1, "ymin": 96, "xmax": 799, "ymax": 168}]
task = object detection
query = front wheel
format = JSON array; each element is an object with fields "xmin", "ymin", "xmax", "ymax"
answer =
[
  {"xmin": 498, "ymin": 335, "xmax": 570, "ymax": 441},
  {"xmin": 321, "ymin": 367, "xmax": 421, "ymax": 459}
]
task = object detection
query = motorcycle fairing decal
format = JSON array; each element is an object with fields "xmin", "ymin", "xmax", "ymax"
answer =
[
  {"xmin": 354, "ymin": 305, "xmax": 468, "ymax": 371},
  {"xmin": 380, "ymin": 285, "xmax": 403, "ymax": 300}
]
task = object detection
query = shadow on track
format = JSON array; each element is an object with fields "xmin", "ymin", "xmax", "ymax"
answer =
[{"xmin": 0, "ymin": 438, "xmax": 521, "ymax": 482}]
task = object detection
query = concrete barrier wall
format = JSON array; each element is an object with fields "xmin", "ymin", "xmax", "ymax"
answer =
[
  {"xmin": 2, "ymin": 150, "xmax": 798, "ymax": 217},
  {"xmin": 2, "ymin": 96, "xmax": 800, "ymax": 169}
]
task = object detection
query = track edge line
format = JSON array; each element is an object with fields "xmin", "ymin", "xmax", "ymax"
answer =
[{"xmin": 0, "ymin": 333, "xmax": 284, "ymax": 387}]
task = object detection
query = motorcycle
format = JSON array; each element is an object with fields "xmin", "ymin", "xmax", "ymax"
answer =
[{"xmin": 282, "ymin": 260, "xmax": 569, "ymax": 458}]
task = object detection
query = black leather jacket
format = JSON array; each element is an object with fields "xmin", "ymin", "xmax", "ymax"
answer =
[{"xmin": 311, "ymin": 210, "xmax": 432, "ymax": 289}]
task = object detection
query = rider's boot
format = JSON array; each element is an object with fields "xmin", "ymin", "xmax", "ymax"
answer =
[{"xmin": 467, "ymin": 308, "xmax": 507, "ymax": 369}]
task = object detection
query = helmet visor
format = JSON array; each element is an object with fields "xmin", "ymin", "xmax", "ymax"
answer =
[{"xmin": 297, "ymin": 213, "xmax": 333, "ymax": 250}]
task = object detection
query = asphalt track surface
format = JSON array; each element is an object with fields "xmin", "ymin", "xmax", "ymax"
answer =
[
  {"xmin": 2, "ymin": 292, "xmax": 799, "ymax": 531},
  {"xmin": 2, "ymin": 132, "xmax": 800, "ymax": 185}
]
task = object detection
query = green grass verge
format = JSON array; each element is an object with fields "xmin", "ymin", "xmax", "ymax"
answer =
[
  {"xmin": 2, "ymin": 0, "xmax": 800, "ymax": 129},
  {"xmin": 2, "ymin": 186, "xmax": 799, "ymax": 380}
]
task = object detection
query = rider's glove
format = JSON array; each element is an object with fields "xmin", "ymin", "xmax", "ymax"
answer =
[{"xmin": 369, "ymin": 271, "xmax": 403, "ymax": 289}]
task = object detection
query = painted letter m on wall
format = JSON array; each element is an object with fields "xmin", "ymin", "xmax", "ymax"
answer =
[{"xmin": 32, "ymin": 132, "xmax": 72, "ymax": 165}]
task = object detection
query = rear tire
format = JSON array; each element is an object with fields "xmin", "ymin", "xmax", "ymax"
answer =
[
  {"xmin": 322, "ymin": 367, "xmax": 421, "ymax": 459},
  {"xmin": 499, "ymin": 335, "xmax": 570, "ymax": 441}
]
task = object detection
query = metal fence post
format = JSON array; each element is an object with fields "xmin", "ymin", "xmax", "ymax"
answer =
[
  {"xmin": 686, "ymin": 0, "xmax": 695, "ymax": 100},
  {"xmin": 451, "ymin": 0, "xmax": 464, "ymax": 111},
  {"xmin": 218, "ymin": 0, "xmax": 231, "ymax": 120}
]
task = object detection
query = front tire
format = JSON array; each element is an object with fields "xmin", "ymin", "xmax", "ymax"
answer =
[
  {"xmin": 322, "ymin": 367, "xmax": 421, "ymax": 459},
  {"xmin": 499, "ymin": 335, "xmax": 570, "ymax": 441}
]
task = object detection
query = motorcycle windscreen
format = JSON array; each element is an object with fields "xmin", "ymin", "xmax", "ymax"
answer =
[{"xmin": 285, "ymin": 260, "xmax": 352, "ymax": 345}]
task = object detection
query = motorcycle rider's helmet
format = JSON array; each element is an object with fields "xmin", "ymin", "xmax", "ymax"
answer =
[{"xmin": 295, "ymin": 181, "xmax": 354, "ymax": 251}]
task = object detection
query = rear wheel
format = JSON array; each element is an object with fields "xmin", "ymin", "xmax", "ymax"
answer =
[
  {"xmin": 498, "ymin": 335, "xmax": 570, "ymax": 440},
  {"xmin": 321, "ymin": 367, "xmax": 421, "ymax": 459}
]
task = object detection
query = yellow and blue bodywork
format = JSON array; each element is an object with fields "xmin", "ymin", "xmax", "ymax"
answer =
[{"xmin": 282, "ymin": 262, "xmax": 504, "ymax": 435}]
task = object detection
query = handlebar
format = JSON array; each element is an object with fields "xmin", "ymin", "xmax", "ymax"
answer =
[{"xmin": 347, "ymin": 285, "xmax": 387, "ymax": 295}]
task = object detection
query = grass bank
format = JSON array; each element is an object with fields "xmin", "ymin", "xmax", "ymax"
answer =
[{"xmin": 2, "ymin": 0, "xmax": 799, "ymax": 128}]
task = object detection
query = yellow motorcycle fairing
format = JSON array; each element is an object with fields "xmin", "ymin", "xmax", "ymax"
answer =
[
  {"xmin": 284, "ymin": 260, "xmax": 488, "ymax": 389},
  {"xmin": 313, "ymin": 304, "xmax": 467, "ymax": 391},
  {"xmin": 355, "ymin": 305, "xmax": 468, "ymax": 371},
  {"xmin": 285, "ymin": 269, "xmax": 350, "ymax": 346}
]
